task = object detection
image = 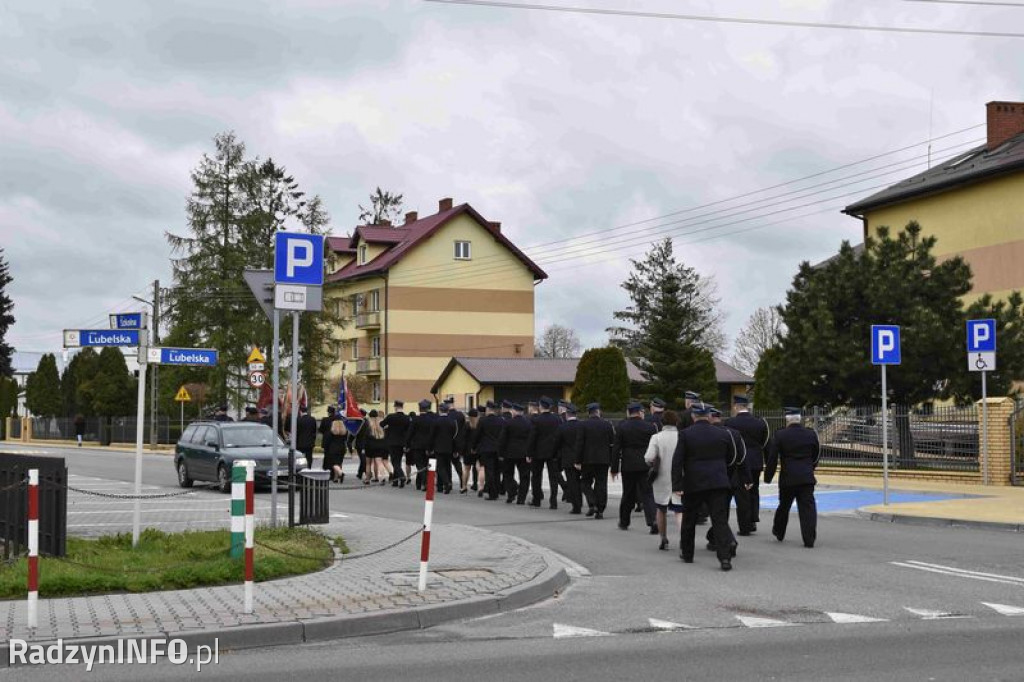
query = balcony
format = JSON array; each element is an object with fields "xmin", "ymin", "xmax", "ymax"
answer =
[
  {"xmin": 355, "ymin": 311, "xmax": 381, "ymax": 329},
  {"xmin": 356, "ymin": 357, "xmax": 381, "ymax": 375}
]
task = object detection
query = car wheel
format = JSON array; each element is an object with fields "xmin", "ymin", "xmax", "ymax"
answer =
[
  {"xmin": 217, "ymin": 464, "xmax": 231, "ymax": 493},
  {"xmin": 176, "ymin": 460, "xmax": 194, "ymax": 488}
]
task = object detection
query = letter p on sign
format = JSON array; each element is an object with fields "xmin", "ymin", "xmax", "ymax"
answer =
[
  {"xmin": 966, "ymin": 319, "xmax": 996, "ymax": 353},
  {"xmin": 871, "ymin": 325, "xmax": 901, "ymax": 365},
  {"xmin": 274, "ymin": 232, "xmax": 324, "ymax": 286}
]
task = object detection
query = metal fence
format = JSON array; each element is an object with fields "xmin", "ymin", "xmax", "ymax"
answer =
[
  {"xmin": 754, "ymin": 404, "xmax": 979, "ymax": 473},
  {"xmin": 6, "ymin": 418, "xmax": 21, "ymax": 440},
  {"xmin": 29, "ymin": 416, "xmax": 174, "ymax": 445},
  {"xmin": 1011, "ymin": 403, "xmax": 1024, "ymax": 486},
  {"xmin": 0, "ymin": 453, "xmax": 67, "ymax": 559}
]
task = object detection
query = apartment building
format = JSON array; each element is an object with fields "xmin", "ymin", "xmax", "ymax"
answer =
[{"xmin": 323, "ymin": 198, "xmax": 548, "ymax": 411}]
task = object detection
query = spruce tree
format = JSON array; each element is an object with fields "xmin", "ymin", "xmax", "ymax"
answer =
[
  {"xmin": 571, "ymin": 347, "xmax": 631, "ymax": 411},
  {"xmin": 80, "ymin": 348, "xmax": 136, "ymax": 417},
  {"xmin": 25, "ymin": 353, "xmax": 62, "ymax": 417},
  {"xmin": 0, "ymin": 249, "xmax": 13, "ymax": 377}
]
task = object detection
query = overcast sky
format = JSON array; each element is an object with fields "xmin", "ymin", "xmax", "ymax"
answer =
[{"xmin": 3, "ymin": 0, "xmax": 1021, "ymax": 365}]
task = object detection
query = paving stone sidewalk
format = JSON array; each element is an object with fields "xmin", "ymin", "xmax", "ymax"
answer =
[{"xmin": 0, "ymin": 510, "xmax": 562, "ymax": 646}]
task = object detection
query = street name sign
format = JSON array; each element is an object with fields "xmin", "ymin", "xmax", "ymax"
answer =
[
  {"xmin": 146, "ymin": 347, "xmax": 219, "ymax": 367},
  {"xmin": 109, "ymin": 313, "xmax": 145, "ymax": 330},
  {"xmin": 64, "ymin": 329, "xmax": 141, "ymax": 348},
  {"xmin": 871, "ymin": 325, "xmax": 901, "ymax": 365},
  {"xmin": 174, "ymin": 386, "xmax": 192, "ymax": 402},
  {"xmin": 966, "ymin": 319, "xmax": 996, "ymax": 372}
]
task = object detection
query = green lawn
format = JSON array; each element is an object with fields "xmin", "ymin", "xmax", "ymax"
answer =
[{"xmin": 0, "ymin": 526, "xmax": 345, "ymax": 599}]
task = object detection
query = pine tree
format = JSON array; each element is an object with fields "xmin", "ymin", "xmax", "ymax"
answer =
[
  {"xmin": 571, "ymin": 347, "xmax": 631, "ymax": 411},
  {"xmin": 80, "ymin": 348, "xmax": 136, "ymax": 417},
  {"xmin": 25, "ymin": 353, "xmax": 62, "ymax": 417},
  {"xmin": 0, "ymin": 249, "xmax": 13, "ymax": 377},
  {"xmin": 358, "ymin": 188, "xmax": 404, "ymax": 225}
]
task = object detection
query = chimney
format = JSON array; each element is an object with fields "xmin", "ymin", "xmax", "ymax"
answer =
[
  {"xmin": 438, "ymin": 197, "xmax": 453, "ymax": 212},
  {"xmin": 986, "ymin": 101, "xmax": 1024, "ymax": 150},
  {"xmin": 488, "ymin": 221, "xmax": 502, "ymax": 233},
  {"xmin": 379, "ymin": 218, "xmax": 391, "ymax": 227},
  {"xmin": 404, "ymin": 211, "xmax": 418, "ymax": 224}
]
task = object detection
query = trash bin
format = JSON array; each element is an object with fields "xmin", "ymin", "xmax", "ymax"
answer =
[{"xmin": 298, "ymin": 469, "xmax": 331, "ymax": 525}]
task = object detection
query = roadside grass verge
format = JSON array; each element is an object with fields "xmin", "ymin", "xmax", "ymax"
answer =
[{"xmin": 0, "ymin": 526, "xmax": 345, "ymax": 599}]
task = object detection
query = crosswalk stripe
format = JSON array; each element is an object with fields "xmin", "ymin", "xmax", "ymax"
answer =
[
  {"xmin": 648, "ymin": 618, "xmax": 692, "ymax": 631},
  {"xmin": 981, "ymin": 602, "xmax": 1024, "ymax": 617},
  {"xmin": 553, "ymin": 623, "xmax": 611, "ymax": 638},
  {"xmin": 904, "ymin": 608, "xmax": 971, "ymax": 620},
  {"xmin": 826, "ymin": 612, "xmax": 888, "ymax": 624},
  {"xmin": 736, "ymin": 615, "xmax": 798, "ymax": 628}
]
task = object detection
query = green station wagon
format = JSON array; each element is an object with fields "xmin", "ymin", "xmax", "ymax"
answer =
[{"xmin": 174, "ymin": 421, "xmax": 308, "ymax": 492}]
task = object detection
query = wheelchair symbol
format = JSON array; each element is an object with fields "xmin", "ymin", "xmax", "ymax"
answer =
[{"xmin": 975, "ymin": 354, "xmax": 989, "ymax": 370}]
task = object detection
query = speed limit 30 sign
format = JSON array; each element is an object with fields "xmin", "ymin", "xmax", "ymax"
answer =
[{"xmin": 248, "ymin": 371, "xmax": 266, "ymax": 388}]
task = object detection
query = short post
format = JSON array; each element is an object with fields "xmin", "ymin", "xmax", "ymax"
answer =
[
  {"xmin": 27, "ymin": 469, "xmax": 39, "ymax": 629},
  {"xmin": 230, "ymin": 462, "xmax": 248, "ymax": 559},
  {"xmin": 418, "ymin": 458, "xmax": 436, "ymax": 593},
  {"xmin": 244, "ymin": 460, "xmax": 255, "ymax": 614}
]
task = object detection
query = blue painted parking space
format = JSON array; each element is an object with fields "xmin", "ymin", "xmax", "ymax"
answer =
[{"xmin": 759, "ymin": 488, "xmax": 965, "ymax": 513}]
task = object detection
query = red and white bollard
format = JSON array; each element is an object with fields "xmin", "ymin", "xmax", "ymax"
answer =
[
  {"xmin": 243, "ymin": 460, "xmax": 255, "ymax": 614},
  {"xmin": 27, "ymin": 468, "xmax": 38, "ymax": 629},
  {"xmin": 417, "ymin": 458, "xmax": 436, "ymax": 593}
]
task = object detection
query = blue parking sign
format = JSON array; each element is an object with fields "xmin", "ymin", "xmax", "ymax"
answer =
[
  {"xmin": 871, "ymin": 325, "xmax": 901, "ymax": 365},
  {"xmin": 274, "ymin": 232, "xmax": 324, "ymax": 285},
  {"xmin": 966, "ymin": 319, "xmax": 996, "ymax": 353}
]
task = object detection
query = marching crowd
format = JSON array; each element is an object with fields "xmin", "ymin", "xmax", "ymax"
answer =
[{"xmin": 301, "ymin": 391, "xmax": 822, "ymax": 572}]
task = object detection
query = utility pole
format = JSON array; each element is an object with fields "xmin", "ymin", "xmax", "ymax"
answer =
[{"xmin": 150, "ymin": 280, "xmax": 160, "ymax": 447}]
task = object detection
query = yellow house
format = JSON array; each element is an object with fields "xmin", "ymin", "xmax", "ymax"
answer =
[
  {"xmin": 843, "ymin": 101, "xmax": 1024, "ymax": 304},
  {"xmin": 323, "ymin": 198, "xmax": 547, "ymax": 412}
]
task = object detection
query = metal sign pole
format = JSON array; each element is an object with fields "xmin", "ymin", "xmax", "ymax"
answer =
[
  {"xmin": 132, "ymin": 351, "xmax": 148, "ymax": 547},
  {"xmin": 288, "ymin": 311, "xmax": 300, "ymax": 528},
  {"xmin": 881, "ymin": 365, "xmax": 889, "ymax": 506},
  {"xmin": 982, "ymin": 370, "xmax": 989, "ymax": 485},
  {"xmin": 271, "ymin": 308, "xmax": 281, "ymax": 528},
  {"xmin": 180, "ymin": 400, "xmax": 184, "ymax": 435}
]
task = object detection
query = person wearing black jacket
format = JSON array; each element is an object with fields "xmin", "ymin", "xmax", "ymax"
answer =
[
  {"xmin": 472, "ymin": 401, "xmax": 504, "ymax": 500},
  {"xmin": 358, "ymin": 410, "xmax": 391, "ymax": 485},
  {"xmin": 429, "ymin": 403, "xmax": 459, "ymax": 494},
  {"xmin": 765, "ymin": 408, "xmax": 821, "ymax": 548},
  {"xmin": 498, "ymin": 403, "xmax": 531, "ymax": 505},
  {"xmin": 318, "ymin": 406, "xmax": 337, "ymax": 464},
  {"xmin": 382, "ymin": 401, "xmax": 410, "ymax": 487},
  {"xmin": 554, "ymin": 404, "xmax": 583, "ymax": 513},
  {"xmin": 612, "ymin": 402, "xmax": 659, "ymax": 532},
  {"xmin": 526, "ymin": 397, "xmax": 563, "ymax": 509},
  {"xmin": 672, "ymin": 403, "xmax": 738, "ymax": 571},
  {"xmin": 444, "ymin": 398, "xmax": 467, "ymax": 492},
  {"xmin": 679, "ymin": 391, "xmax": 700, "ymax": 430},
  {"xmin": 406, "ymin": 400, "xmax": 436, "ymax": 491},
  {"xmin": 295, "ymin": 406, "xmax": 319, "ymax": 461},
  {"xmin": 460, "ymin": 409, "xmax": 480, "ymax": 494},
  {"xmin": 724, "ymin": 395, "xmax": 770, "ymax": 532},
  {"xmin": 645, "ymin": 398, "xmax": 666, "ymax": 432},
  {"xmin": 706, "ymin": 407, "xmax": 751, "ymax": 548},
  {"xmin": 575, "ymin": 402, "xmax": 615, "ymax": 520}
]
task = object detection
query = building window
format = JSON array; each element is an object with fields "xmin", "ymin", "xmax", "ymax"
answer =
[
  {"xmin": 333, "ymin": 341, "xmax": 342, "ymax": 360},
  {"xmin": 368, "ymin": 289, "xmax": 380, "ymax": 312},
  {"xmin": 350, "ymin": 295, "xmax": 360, "ymax": 316},
  {"xmin": 371, "ymin": 336, "xmax": 381, "ymax": 358},
  {"xmin": 359, "ymin": 244, "xmax": 368, "ymax": 264},
  {"xmin": 454, "ymin": 241, "xmax": 471, "ymax": 260},
  {"xmin": 350, "ymin": 340, "xmax": 358, "ymax": 360},
  {"xmin": 465, "ymin": 394, "xmax": 475, "ymax": 410},
  {"xmin": 444, "ymin": 394, "xmax": 455, "ymax": 405},
  {"xmin": 372, "ymin": 381, "xmax": 381, "ymax": 402}
]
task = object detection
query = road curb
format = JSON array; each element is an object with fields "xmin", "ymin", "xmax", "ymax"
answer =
[
  {"xmin": 0, "ymin": 565, "xmax": 570, "ymax": 667},
  {"xmin": 855, "ymin": 508, "xmax": 1024, "ymax": 533}
]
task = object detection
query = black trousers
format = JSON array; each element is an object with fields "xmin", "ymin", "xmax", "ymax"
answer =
[
  {"xmin": 682, "ymin": 488, "xmax": 734, "ymax": 562},
  {"xmin": 479, "ymin": 452, "xmax": 500, "ymax": 499},
  {"xmin": 774, "ymin": 484, "xmax": 817, "ymax": 547},
  {"xmin": 434, "ymin": 453, "xmax": 453, "ymax": 491},
  {"xmin": 749, "ymin": 472, "xmax": 762, "ymax": 523},
  {"xmin": 409, "ymin": 449, "xmax": 428, "ymax": 488},
  {"xmin": 581, "ymin": 464, "xmax": 609, "ymax": 513},
  {"xmin": 619, "ymin": 471, "xmax": 656, "ymax": 528},
  {"xmin": 562, "ymin": 465, "xmax": 583, "ymax": 511},
  {"xmin": 389, "ymin": 447, "xmax": 406, "ymax": 480},
  {"xmin": 503, "ymin": 458, "xmax": 530, "ymax": 502},
  {"xmin": 733, "ymin": 482, "xmax": 755, "ymax": 534},
  {"xmin": 529, "ymin": 459, "xmax": 562, "ymax": 506}
]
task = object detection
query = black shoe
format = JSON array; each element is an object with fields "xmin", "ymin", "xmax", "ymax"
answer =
[
  {"xmin": 570, "ymin": 509, "xmax": 582, "ymax": 515},
  {"xmin": 586, "ymin": 508, "xmax": 596, "ymax": 517},
  {"xmin": 392, "ymin": 480, "xmax": 399, "ymax": 487},
  {"xmin": 529, "ymin": 500, "xmax": 541, "ymax": 507},
  {"xmin": 773, "ymin": 530, "xmax": 784, "ymax": 542},
  {"xmin": 659, "ymin": 538, "xmax": 669, "ymax": 551},
  {"xmin": 477, "ymin": 490, "xmax": 484, "ymax": 498},
  {"xmin": 470, "ymin": 484, "xmax": 478, "ymax": 491},
  {"xmin": 594, "ymin": 512, "xmax": 603, "ymax": 520},
  {"xmin": 720, "ymin": 559, "xmax": 733, "ymax": 572},
  {"xmin": 507, "ymin": 497, "xmax": 514, "ymax": 504},
  {"xmin": 738, "ymin": 531, "xmax": 752, "ymax": 537},
  {"xmin": 649, "ymin": 525, "xmax": 659, "ymax": 535},
  {"xmin": 804, "ymin": 542, "xmax": 814, "ymax": 549},
  {"xmin": 618, "ymin": 524, "xmax": 629, "ymax": 531},
  {"xmin": 444, "ymin": 488, "xmax": 451, "ymax": 495},
  {"xmin": 399, "ymin": 479, "xmax": 405, "ymax": 489},
  {"xmin": 680, "ymin": 554, "xmax": 694, "ymax": 563},
  {"xmin": 517, "ymin": 500, "xmax": 526, "ymax": 505},
  {"xmin": 729, "ymin": 543, "xmax": 738, "ymax": 558},
  {"xmin": 549, "ymin": 503, "xmax": 557, "ymax": 510}
]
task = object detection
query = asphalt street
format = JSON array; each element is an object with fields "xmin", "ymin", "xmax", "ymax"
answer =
[{"xmin": 4, "ymin": 442, "xmax": 1024, "ymax": 680}]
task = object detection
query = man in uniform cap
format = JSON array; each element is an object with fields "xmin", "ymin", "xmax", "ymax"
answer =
[
  {"xmin": 612, "ymin": 402, "xmax": 659, "ymax": 533},
  {"xmin": 405, "ymin": 399, "xmax": 436, "ymax": 491},
  {"xmin": 645, "ymin": 398, "xmax": 667, "ymax": 431},
  {"xmin": 214, "ymin": 405, "xmax": 233, "ymax": 422},
  {"xmin": 471, "ymin": 401, "xmax": 505, "ymax": 500},
  {"xmin": 382, "ymin": 401, "xmax": 411, "ymax": 487},
  {"xmin": 444, "ymin": 397, "xmax": 467, "ymax": 491},
  {"xmin": 428, "ymin": 402, "xmax": 458, "ymax": 494},
  {"xmin": 554, "ymin": 403, "xmax": 583, "ymax": 513},
  {"xmin": 500, "ymin": 400, "xmax": 513, "ymax": 421},
  {"xmin": 575, "ymin": 402, "xmax": 615, "ymax": 519},
  {"xmin": 526, "ymin": 396, "xmax": 563, "ymax": 509},
  {"xmin": 498, "ymin": 403, "xmax": 532, "ymax": 504},
  {"xmin": 724, "ymin": 395, "xmax": 769, "ymax": 532},
  {"xmin": 557, "ymin": 399, "xmax": 570, "ymax": 422},
  {"xmin": 679, "ymin": 392, "xmax": 700, "ymax": 429},
  {"xmin": 672, "ymin": 402, "xmax": 738, "ymax": 570},
  {"xmin": 296, "ymin": 406, "xmax": 319, "ymax": 462},
  {"xmin": 765, "ymin": 408, "xmax": 821, "ymax": 548}
]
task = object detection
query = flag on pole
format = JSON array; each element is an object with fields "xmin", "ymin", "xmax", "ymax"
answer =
[{"xmin": 337, "ymin": 374, "xmax": 364, "ymax": 434}]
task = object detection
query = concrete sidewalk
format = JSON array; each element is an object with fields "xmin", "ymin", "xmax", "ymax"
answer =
[
  {"xmin": 0, "ymin": 511, "xmax": 571, "ymax": 665},
  {"xmin": 818, "ymin": 474, "xmax": 1024, "ymax": 531}
]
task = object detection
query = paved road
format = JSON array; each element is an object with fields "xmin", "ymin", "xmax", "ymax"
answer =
[{"xmin": 4, "ymin": 442, "xmax": 1023, "ymax": 679}]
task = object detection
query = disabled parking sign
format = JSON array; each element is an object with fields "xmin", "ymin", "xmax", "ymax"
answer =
[{"xmin": 966, "ymin": 319, "xmax": 996, "ymax": 372}]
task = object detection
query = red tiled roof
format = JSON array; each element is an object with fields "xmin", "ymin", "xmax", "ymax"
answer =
[
  {"xmin": 356, "ymin": 226, "xmax": 409, "ymax": 244},
  {"xmin": 327, "ymin": 236, "xmax": 355, "ymax": 254},
  {"xmin": 326, "ymin": 204, "xmax": 547, "ymax": 283}
]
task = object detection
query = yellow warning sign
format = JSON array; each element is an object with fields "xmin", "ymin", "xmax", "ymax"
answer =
[
  {"xmin": 246, "ymin": 346, "xmax": 266, "ymax": 364},
  {"xmin": 174, "ymin": 386, "xmax": 192, "ymax": 402}
]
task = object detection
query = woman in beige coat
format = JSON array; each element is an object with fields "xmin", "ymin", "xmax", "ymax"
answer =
[{"xmin": 644, "ymin": 410, "xmax": 683, "ymax": 550}]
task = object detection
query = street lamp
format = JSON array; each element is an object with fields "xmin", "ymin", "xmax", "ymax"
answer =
[{"xmin": 132, "ymin": 295, "xmax": 159, "ymax": 447}]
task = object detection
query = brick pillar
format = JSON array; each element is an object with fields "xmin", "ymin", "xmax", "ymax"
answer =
[
  {"xmin": 978, "ymin": 396, "xmax": 1014, "ymax": 486},
  {"xmin": 23, "ymin": 417, "xmax": 32, "ymax": 442}
]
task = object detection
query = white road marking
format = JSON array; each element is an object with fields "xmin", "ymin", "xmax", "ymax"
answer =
[
  {"xmin": 904, "ymin": 561, "xmax": 1024, "ymax": 584},
  {"xmin": 553, "ymin": 623, "xmax": 611, "ymax": 638},
  {"xmin": 891, "ymin": 561, "xmax": 1024, "ymax": 587},
  {"xmin": 736, "ymin": 616, "xmax": 798, "ymax": 628},
  {"xmin": 904, "ymin": 608, "xmax": 971, "ymax": 620},
  {"xmin": 826, "ymin": 612, "xmax": 888, "ymax": 624},
  {"xmin": 648, "ymin": 618, "xmax": 692, "ymax": 631},
  {"xmin": 981, "ymin": 602, "xmax": 1024, "ymax": 617},
  {"xmin": 330, "ymin": 513, "xmax": 349, "ymax": 519}
]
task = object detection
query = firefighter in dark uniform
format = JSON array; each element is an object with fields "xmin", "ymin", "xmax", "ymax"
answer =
[
  {"xmin": 471, "ymin": 401, "xmax": 504, "ymax": 500},
  {"xmin": 525, "ymin": 397, "xmax": 562, "ymax": 508},
  {"xmin": 443, "ymin": 397, "xmax": 466, "ymax": 492},
  {"xmin": 575, "ymin": 402, "xmax": 615, "ymax": 520},
  {"xmin": 428, "ymin": 402, "xmax": 458, "ymax": 494},
  {"xmin": 645, "ymin": 397, "xmax": 666, "ymax": 431},
  {"xmin": 405, "ymin": 399, "xmax": 436, "ymax": 491},
  {"xmin": 554, "ymin": 403, "xmax": 583, "ymax": 513},
  {"xmin": 612, "ymin": 402, "xmax": 659, "ymax": 533},
  {"xmin": 382, "ymin": 401, "xmax": 410, "ymax": 488},
  {"xmin": 724, "ymin": 395, "xmax": 769, "ymax": 532},
  {"xmin": 679, "ymin": 392, "xmax": 700, "ymax": 429},
  {"xmin": 706, "ymin": 407, "xmax": 751, "ymax": 549},
  {"xmin": 672, "ymin": 402, "xmax": 738, "ymax": 571},
  {"xmin": 765, "ymin": 407, "xmax": 821, "ymax": 548},
  {"xmin": 557, "ymin": 399, "xmax": 570, "ymax": 422},
  {"xmin": 498, "ymin": 403, "xmax": 532, "ymax": 504}
]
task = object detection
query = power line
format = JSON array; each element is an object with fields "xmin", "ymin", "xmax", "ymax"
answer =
[
  {"xmin": 423, "ymin": 0, "xmax": 1024, "ymax": 37},
  {"xmin": 904, "ymin": 0, "xmax": 1024, "ymax": 6}
]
